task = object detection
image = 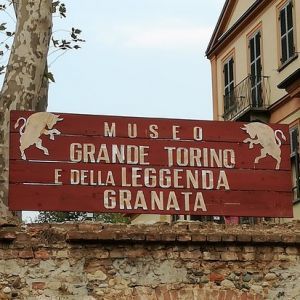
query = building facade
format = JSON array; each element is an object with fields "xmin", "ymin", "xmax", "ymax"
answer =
[{"xmin": 206, "ymin": 0, "xmax": 299, "ymax": 218}]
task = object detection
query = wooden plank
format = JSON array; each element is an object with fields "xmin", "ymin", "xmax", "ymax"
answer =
[
  {"xmin": 9, "ymin": 184, "xmax": 293, "ymax": 217},
  {"xmin": 10, "ymin": 110, "xmax": 290, "ymax": 144},
  {"xmin": 9, "ymin": 134, "xmax": 291, "ymax": 170},
  {"xmin": 9, "ymin": 161, "xmax": 292, "ymax": 192},
  {"xmin": 9, "ymin": 110, "xmax": 293, "ymax": 216}
]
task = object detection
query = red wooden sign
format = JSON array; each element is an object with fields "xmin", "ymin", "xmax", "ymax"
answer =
[{"xmin": 9, "ymin": 110, "xmax": 293, "ymax": 217}]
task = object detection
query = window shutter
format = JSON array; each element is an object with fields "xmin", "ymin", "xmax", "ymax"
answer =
[
  {"xmin": 280, "ymin": 8, "xmax": 286, "ymax": 36},
  {"xmin": 291, "ymin": 128, "xmax": 299, "ymax": 155},
  {"xmin": 224, "ymin": 62, "xmax": 228, "ymax": 86},
  {"xmin": 229, "ymin": 59, "xmax": 234, "ymax": 83}
]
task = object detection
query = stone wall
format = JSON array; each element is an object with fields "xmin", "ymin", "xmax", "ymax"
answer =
[{"xmin": 0, "ymin": 222, "xmax": 300, "ymax": 300}]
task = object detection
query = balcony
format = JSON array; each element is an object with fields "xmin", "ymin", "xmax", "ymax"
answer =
[{"xmin": 223, "ymin": 75, "xmax": 270, "ymax": 121}]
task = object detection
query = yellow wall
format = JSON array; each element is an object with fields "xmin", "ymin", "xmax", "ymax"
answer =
[
  {"xmin": 281, "ymin": 110, "xmax": 300, "ymax": 125},
  {"xmin": 214, "ymin": 0, "xmax": 300, "ymax": 121},
  {"xmin": 225, "ymin": 0, "xmax": 257, "ymax": 31}
]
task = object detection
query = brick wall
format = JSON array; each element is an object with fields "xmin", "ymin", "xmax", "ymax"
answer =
[{"xmin": 0, "ymin": 222, "xmax": 300, "ymax": 299}]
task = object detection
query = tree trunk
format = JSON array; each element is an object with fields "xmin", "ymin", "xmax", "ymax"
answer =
[{"xmin": 0, "ymin": 0, "xmax": 52, "ymax": 221}]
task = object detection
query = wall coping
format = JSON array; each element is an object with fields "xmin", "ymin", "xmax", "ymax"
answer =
[{"xmin": 1, "ymin": 221, "xmax": 300, "ymax": 246}]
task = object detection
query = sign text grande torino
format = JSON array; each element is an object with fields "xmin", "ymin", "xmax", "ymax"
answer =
[{"xmin": 9, "ymin": 111, "xmax": 293, "ymax": 217}]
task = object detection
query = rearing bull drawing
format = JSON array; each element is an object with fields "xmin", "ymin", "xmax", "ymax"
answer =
[
  {"xmin": 14, "ymin": 112, "xmax": 63, "ymax": 160},
  {"xmin": 241, "ymin": 122, "xmax": 286, "ymax": 170}
]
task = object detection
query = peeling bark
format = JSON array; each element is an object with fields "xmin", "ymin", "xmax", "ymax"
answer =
[{"xmin": 0, "ymin": 0, "xmax": 52, "ymax": 219}]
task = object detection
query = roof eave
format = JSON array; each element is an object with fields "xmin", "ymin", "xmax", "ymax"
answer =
[
  {"xmin": 206, "ymin": 0, "xmax": 270, "ymax": 59},
  {"xmin": 205, "ymin": 0, "xmax": 232, "ymax": 57}
]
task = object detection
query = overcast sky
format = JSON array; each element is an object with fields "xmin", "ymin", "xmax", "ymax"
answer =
[{"xmin": 48, "ymin": 0, "xmax": 224, "ymax": 120}]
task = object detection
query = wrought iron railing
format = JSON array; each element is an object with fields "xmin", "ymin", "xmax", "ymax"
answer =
[{"xmin": 223, "ymin": 75, "xmax": 270, "ymax": 121}]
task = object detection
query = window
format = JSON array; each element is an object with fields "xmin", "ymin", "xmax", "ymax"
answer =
[
  {"xmin": 249, "ymin": 31, "xmax": 263, "ymax": 107},
  {"xmin": 279, "ymin": 1, "xmax": 295, "ymax": 64},
  {"xmin": 290, "ymin": 126, "xmax": 300, "ymax": 202},
  {"xmin": 223, "ymin": 57, "xmax": 235, "ymax": 112}
]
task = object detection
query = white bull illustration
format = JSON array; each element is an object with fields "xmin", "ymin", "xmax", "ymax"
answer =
[
  {"xmin": 14, "ymin": 112, "xmax": 63, "ymax": 160},
  {"xmin": 241, "ymin": 122, "xmax": 286, "ymax": 170}
]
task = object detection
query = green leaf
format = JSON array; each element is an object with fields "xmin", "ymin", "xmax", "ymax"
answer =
[
  {"xmin": 0, "ymin": 65, "xmax": 5, "ymax": 74},
  {"xmin": 45, "ymin": 71, "xmax": 55, "ymax": 82},
  {"xmin": 52, "ymin": 38, "xmax": 59, "ymax": 47},
  {"xmin": 52, "ymin": 1, "xmax": 60, "ymax": 13},
  {"xmin": 59, "ymin": 3, "xmax": 66, "ymax": 18},
  {"xmin": 0, "ymin": 23, "xmax": 6, "ymax": 31}
]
